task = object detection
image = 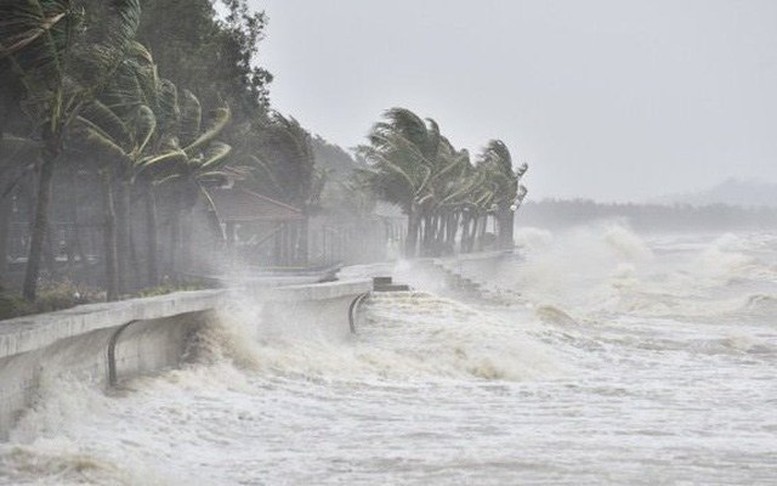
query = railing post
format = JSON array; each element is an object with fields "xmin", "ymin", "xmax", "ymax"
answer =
[{"xmin": 107, "ymin": 320, "xmax": 138, "ymax": 387}]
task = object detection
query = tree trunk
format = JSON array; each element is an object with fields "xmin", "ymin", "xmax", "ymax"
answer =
[
  {"xmin": 44, "ymin": 222, "xmax": 56, "ymax": 275},
  {"xmin": 115, "ymin": 178, "xmax": 131, "ymax": 293},
  {"xmin": 100, "ymin": 168, "xmax": 119, "ymax": 301},
  {"xmin": 405, "ymin": 210, "xmax": 419, "ymax": 258},
  {"xmin": 204, "ymin": 198, "xmax": 225, "ymax": 254},
  {"xmin": 68, "ymin": 166, "xmax": 86, "ymax": 275},
  {"xmin": 144, "ymin": 183, "xmax": 159, "ymax": 287},
  {"xmin": 0, "ymin": 195, "xmax": 11, "ymax": 285},
  {"xmin": 68, "ymin": 175, "xmax": 86, "ymax": 276},
  {"xmin": 476, "ymin": 213, "xmax": 488, "ymax": 251},
  {"xmin": 473, "ymin": 217, "xmax": 480, "ymax": 252},
  {"xmin": 431, "ymin": 214, "xmax": 441, "ymax": 255},
  {"xmin": 170, "ymin": 212, "xmax": 180, "ymax": 280},
  {"xmin": 459, "ymin": 213, "xmax": 469, "ymax": 253},
  {"xmin": 436, "ymin": 213, "xmax": 447, "ymax": 253},
  {"xmin": 445, "ymin": 212, "xmax": 458, "ymax": 255},
  {"xmin": 181, "ymin": 208, "xmax": 193, "ymax": 271},
  {"xmin": 71, "ymin": 221, "xmax": 85, "ymax": 270},
  {"xmin": 464, "ymin": 214, "xmax": 477, "ymax": 253},
  {"xmin": 128, "ymin": 225, "xmax": 140, "ymax": 288},
  {"xmin": 421, "ymin": 213, "xmax": 432, "ymax": 256},
  {"xmin": 22, "ymin": 160, "xmax": 55, "ymax": 301}
]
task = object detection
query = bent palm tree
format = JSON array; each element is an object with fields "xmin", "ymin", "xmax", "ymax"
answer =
[
  {"xmin": 357, "ymin": 107, "xmax": 447, "ymax": 257},
  {"xmin": 71, "ymin": 98, "xmax": 156, "ymax": 299},
  {"xmin": 476, "ymin": 140, "xmax": 528, "ymax": 249},
  {"xmin": 71, "ymin": 41, "xmax": 169, "ymax": 295},
  {"xmin": 135, "ymin": 90, "xmax": 233, "ymax": 275},
  {"xmin": 246, "ymin": 112, "xmax": 325, "ymax": 265},
  {"xmin": 0, "ymin": 0, "xmax": 142, "ymax": 300}
]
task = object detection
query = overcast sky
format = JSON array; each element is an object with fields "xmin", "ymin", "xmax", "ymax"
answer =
[{"xmin": 249, "ymin": 0, "xmax": 777, "ymax": 201}]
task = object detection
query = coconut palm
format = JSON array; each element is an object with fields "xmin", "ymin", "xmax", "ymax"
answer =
[
  {"xmin": 0, "ymin": 0, "xmax": 142, "ymax": 300},
  {"xmin": 475, "ymin": 140, "xmax": 528, "ymax": 249},
  {"xmin": 248, "ymin": 113, "xmax": 323, "ymax": 209},
  {"xmin": 357, "ymin": 107, "xmax": 451, "ymax": 257},
  {"xmin": 426, "ymin": 144, "xmax": 477, "ymax": 254},
  {"xmin": 358, "ymin": 107, "xmax": 531, "ymax": 256},
  {"xmin": 0, "ymin": 136, "xmax": 42, "ymax": 284},
  {"xmin": 245, "ymin": 112, "xmax": 326, "ymax": 265},
  {"xmin": 120, "ymin": 45, "xmax": 180, "ymax": 286},
  {"xmin": 70, "ymin": 91, "xmax": 156, "ymax": 298},
  {"xmin": 135, "ymin": 89, "xmax": 233, "ymax": 276},
  {"xmin": 70, "ymin": 41, "xmax": 178, "ymax": 295}
]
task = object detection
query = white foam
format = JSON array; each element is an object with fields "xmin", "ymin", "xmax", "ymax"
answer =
[{"xmin": 3, "ymin": 227, "xmax": 777, "ymax": 485}]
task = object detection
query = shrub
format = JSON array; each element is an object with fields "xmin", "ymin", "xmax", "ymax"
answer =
[
  {"xmin": 0, "ymin": 279, "xmax": 101, "ymax": 321},
  {"xmin": 34, "ymin": 279, "xmax": 101, "ymax": 313},
  {"xmin": 136, "ymin": 278, "xmax": 207, "ymax": 298},
  {"xmin": 0, "ymin": 292, "xmax": 34, "ymax": 320}
]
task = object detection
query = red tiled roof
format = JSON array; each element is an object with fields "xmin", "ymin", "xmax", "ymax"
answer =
[{"xmin": 206, "ymin": 187, "xmax": 303, "ymax": 222}]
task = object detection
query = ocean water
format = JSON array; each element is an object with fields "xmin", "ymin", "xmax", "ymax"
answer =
[{"xmin": 1, "ymin": 225, "xmax": 776, "ymax": 485}]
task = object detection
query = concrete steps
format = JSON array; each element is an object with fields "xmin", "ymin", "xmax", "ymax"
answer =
[{"xmin": 430, "ymin": 259, "xmax": 522, "ymax": 305}]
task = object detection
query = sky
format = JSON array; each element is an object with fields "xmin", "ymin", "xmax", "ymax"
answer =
[{"xmin": 248, "ymin": 0, "xmax": 777, "ymax": 202}]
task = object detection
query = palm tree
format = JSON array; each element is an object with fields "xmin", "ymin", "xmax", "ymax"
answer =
[
  {"xmin": 71, "ymin": 92, "xmax": 156, "ymax": 299},
  {"xmin": 422, "ymin": 138, "xmax": 477, "ymax": 255},
  {"xmin": 0, "ymin": 0, "xmax": 142, "ymax": 300},
  {"xmin": 246, "ymin": 112, "xmax": 326, "ymax": 265},
  {"xmin": 359, "ymin": 108, "xmax": 531, "ymax": 256},
  {"xmin": 475, "ymin": 140, "xmax": 528, "ymax": 249},
  {"xmin": 357, "ymin": 107, "xmax": 448, "ymax": 257},
  {"xmin": 426, "ymin": 144, "xmax": 477, "ymax": 254},
  {"xmin": 70, "ymin": 41, "xmax": 174, "ymax": 296},
  {"xmin": 457, "ymin": 160, "xmax": 491, "ymax": 253},
  {"xmin": 135, "ymin": 89, "xmax": 233, "ymax": 277},
  {"xmin": 121, "ymin": 45, "xmax": 181, "ymax": 286},
  {"xmin": 0, "ymin": 136, "xmax": 42, "ymax": 284}
]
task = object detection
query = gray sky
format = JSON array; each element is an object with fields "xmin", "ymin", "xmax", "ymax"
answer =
[{"xmin": 249, "ymin": 0, "xmax": 777, "ymax": 201}]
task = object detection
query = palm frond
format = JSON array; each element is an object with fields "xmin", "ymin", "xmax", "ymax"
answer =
[
  {"xmin": 178, "ymin": 89, "xmax": 202, "ymax": 147},
  {"xmin": 133, "ymin": 104, "xmax": 156, "ymax": 156},
  {"xmin": 183, "ymin": 106, "xmax": 230, "ymax": 155},
  {"xmin": 199, "ymin": 141, "xmax": 232, "ymax": 170}
]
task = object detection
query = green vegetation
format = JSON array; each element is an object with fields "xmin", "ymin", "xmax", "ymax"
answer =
[
  {"xmin": 357, "ymin": 108, "xmax": 528, "ymax": 257},
  {"xmin": 1, "ymin": 0, "xmax": 273, "ymax": 304},
  {"xmin": 135, "ymin": 279, "xmax": 207, "ymax": 298},
  {"xmin": 0, "ymin": 279, "xmax": 100, "ymax": 320},
  {"xmin": 0, "ymin": 1, "xmax": 529, "ymax": 313}
]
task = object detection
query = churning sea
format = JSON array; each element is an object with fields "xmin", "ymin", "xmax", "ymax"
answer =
[{"xmin": 1, "ymin": 224, "xmax": 776, "ymax": 485}]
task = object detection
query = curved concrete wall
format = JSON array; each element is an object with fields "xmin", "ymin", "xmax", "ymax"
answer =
[{"xmin": 0, "ymin": 280, "xmax": 371, "ymax": 439}]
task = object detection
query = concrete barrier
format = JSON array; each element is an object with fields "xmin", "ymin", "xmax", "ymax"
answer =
[
  {"xmin": 257, "ymin": 280, "xmax": 373, "ymax": 341},
  {"xmin": 400, "ymin": 250, "xmax": 521, "ymax": 302},
  {"xmin": 0, "ymin": 279, "xmax": 371, "ymax": 439}
]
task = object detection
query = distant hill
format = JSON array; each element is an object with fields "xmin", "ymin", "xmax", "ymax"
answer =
[
  {"xmin": 517, "ymin": 198, "xmax": 777, "ymax": 232},
  {"xmin": 655, "ymin": 178, "xmax": 777, "ymax": 208}
]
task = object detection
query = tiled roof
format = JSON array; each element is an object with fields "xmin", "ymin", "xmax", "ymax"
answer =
[{"xmin": 206, "ymin": 187, "xmax": 304, "ymax": 222}]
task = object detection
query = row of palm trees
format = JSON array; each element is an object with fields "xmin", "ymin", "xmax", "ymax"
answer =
[
  {"xmin": 0, "ymin": 0, "xmax": 312, "ymax": 302},
  {"xmin": 2, "ymin": 0, "xmax": 145, "ymax": 301},
  {"xmin": 357, "ymin": 108, "xmax": 528, "ymax": 257},
  {"xmin": 1, "ymin": 2, "xmax": 529, "ymax": 306}
]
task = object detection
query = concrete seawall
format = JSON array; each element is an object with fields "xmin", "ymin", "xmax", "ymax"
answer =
[
  {"xmin": 0, "ymin": 279, "xmax": 371, "ymax": 439},
  {"xmin": 392, "ymin": 250, "xmax": 520, "ymax": 300}
]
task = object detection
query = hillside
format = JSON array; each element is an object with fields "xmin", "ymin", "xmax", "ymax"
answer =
[{"xmin": 656, "ymin": 178, "xmax": 777, "ymax": 208}]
